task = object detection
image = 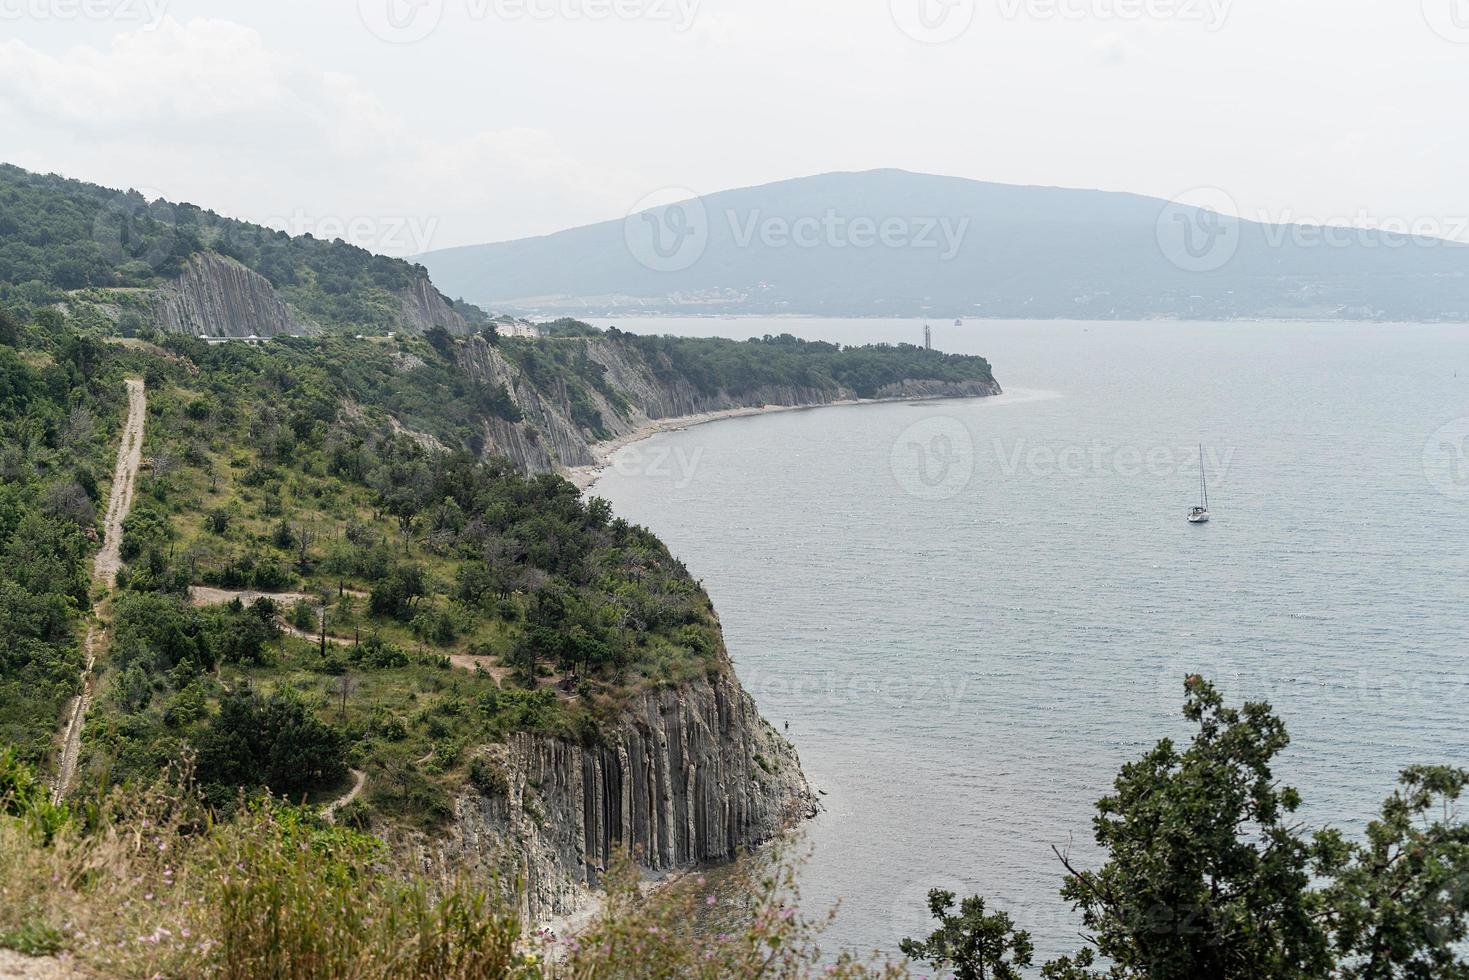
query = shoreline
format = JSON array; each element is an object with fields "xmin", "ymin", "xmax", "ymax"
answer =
[{"xmin": 565, "ymin": 390, "xmax": 1002, "ymax": 492}]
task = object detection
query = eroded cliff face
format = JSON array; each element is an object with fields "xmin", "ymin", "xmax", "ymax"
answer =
[
  {"xmin": 434, "ymin": 667, "xmax": 815, "ymax": 922},
  {"xmin": 141, "ymin": 249, "xmax": 471, "ymax": 338},
  {"xmin": 398, "ymin": 277, "xmax": 473, "ymax": 336},
  {"xmin": 149, "ymin": 253, "xmax": 308, "ymax": 338},
  {"xmin": 452, "ymin": 335, "xmax": 1002, "ymax": 476}
]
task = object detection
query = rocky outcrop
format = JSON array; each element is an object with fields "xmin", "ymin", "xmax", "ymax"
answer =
[
  {"xmin": 438, "ymin": 667, "xmax": 814, "ymax": 922},
  {"xmin": 398, "ymin": 277, "xmax": 472, "ymax": 335},
  {"xmin": 149, "ymin": 253, "xmax": 309, "ymax": 338}
]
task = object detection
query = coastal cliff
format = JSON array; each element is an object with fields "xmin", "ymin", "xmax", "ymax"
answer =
[
  {"xmin": 453, "ymin": 334, "xmax": 1004, "ymax": 476},
  {"xmin": 432, "ymin": 665, "xmax": 814, "ymax": 921}
]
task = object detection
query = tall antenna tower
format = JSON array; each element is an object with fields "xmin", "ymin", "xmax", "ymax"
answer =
[{"xmin": 924, "ymin": 322, "xmax": 932, "ymax": 350}]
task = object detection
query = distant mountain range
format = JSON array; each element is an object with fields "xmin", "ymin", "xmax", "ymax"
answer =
[{"xmin": 417, "ymin": 169, "xmax": 1469, "ymax": 321}]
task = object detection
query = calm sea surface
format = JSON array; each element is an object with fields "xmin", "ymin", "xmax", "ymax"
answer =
[{"xmin": 587, "ymin": 317, "xmax": 1469, "ymax": 961}]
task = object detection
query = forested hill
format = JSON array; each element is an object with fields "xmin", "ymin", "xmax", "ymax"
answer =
[{"xmin": 0, "ymin": 164, "xmax": 492, "ymax": 337}]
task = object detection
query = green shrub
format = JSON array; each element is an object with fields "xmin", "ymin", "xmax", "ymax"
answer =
[
  {"xmin": 196, "ymin": 688, "xmax": 348, "ymax": 800},
  {"xmin": 467, "ymin": 756, "xmax": 509, "ymax": 798},
  {"xmin": 0, "ymin": 920, "xmax": 64, "ymax": 957},
  {"xmin": 0, "ymin": 748, "xmax": 71, "ymax": 844}
]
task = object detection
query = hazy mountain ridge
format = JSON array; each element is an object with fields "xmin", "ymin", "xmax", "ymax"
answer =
[{"xmin": 418, "ymin": 169, "xmax": 1469, "ymax": 321}]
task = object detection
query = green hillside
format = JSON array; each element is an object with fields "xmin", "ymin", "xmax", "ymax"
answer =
[{"xmin": 0, "ymin": 164, "xmax": 488, "ymax": 333}]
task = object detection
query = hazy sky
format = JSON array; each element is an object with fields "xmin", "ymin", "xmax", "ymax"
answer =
[{"xmin": 2, "ymin": 0, "xmax": 1465, "ymax": 255}]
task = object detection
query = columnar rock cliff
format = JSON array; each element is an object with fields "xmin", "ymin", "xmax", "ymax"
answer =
[
  {"xmin": 140, "ymin": 249, "xmax": 472, "ymax": 338},
  {"xmin": 149, "ymin": 253, "xmax": 308, "ymax": 338},
  {"xmin": 452, "ymin": 334, "xmax": 1003, "ymax": 475},
  {"xmin": 398, "ymin": 277, "xmax": 473, "ymax": 335},
  {"xmin": 436, "ymin": 666, "xmax": 814, "ymax": 921}
]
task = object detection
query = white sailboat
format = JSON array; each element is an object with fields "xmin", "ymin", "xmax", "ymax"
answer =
[{"xmin": 1188, "ymin": 445, "xmax": 1211, "ymax": 524}]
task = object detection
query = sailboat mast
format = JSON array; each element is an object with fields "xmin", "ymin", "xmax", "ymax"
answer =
[{"xmin": 1199, "ymin": 444, "xmax": 1208, "ymax": 509}]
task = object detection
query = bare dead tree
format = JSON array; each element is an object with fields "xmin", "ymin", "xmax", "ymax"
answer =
[
  {"xmin": 294, "ymin": 522, "xmax": 315, "ymax": 571},
  {"xmin": 336, "ymin": 674, "xmax": 359, "ymax": 721}
]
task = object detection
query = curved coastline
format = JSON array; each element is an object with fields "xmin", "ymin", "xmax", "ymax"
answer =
[{"xmin": 567, "ymin": 386, "xmax": 1008, "ymax": 492}]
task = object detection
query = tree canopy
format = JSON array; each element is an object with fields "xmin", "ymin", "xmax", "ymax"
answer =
[{"xmin": 908, "ymin": 678, "xmax": 1469, "ymax": 980}]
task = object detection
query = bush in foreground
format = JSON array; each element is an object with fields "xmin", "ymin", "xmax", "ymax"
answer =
[{"xmin": 903, "ymin": 678, "xmax": 1469, "ymax": 980}]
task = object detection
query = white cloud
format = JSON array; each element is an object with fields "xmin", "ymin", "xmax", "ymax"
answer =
[
  {"xmin": 0, "ymin": 18, "xmax": 287, "ymax": 127},
  {"xmin": 0, "ymin": 16, "xmax": 626, "ymax": 253}
]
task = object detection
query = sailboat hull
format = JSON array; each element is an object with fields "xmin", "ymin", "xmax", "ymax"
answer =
[{"xmin": 1190, "ymin": 445, "xmax": 1212, "ymax": 524}]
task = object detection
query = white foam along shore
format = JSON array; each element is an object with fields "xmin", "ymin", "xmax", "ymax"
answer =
[{"xmin": 565, "ymin": 388, "xmax": 1029, "ymax": 492}]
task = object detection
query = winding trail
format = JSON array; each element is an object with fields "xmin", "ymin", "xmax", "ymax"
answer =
[
  {"xmin": 322, "ymin": 768, "xmax": 366, "ymax": 823},
  {"xmin": 52, "ymin": 379, "xmax": 145, "ymax": 804}
]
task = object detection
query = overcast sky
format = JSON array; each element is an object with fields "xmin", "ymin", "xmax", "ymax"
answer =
[{"xmin": 2, "ymin": 0, "xmax": 1465, "ymax": 256}]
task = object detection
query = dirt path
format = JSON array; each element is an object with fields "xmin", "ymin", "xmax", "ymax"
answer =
[
  {"xmin": 92, "ymin": 379, "xmax": 146, "ymax": 590},
  {"xmin": 322, "ymin": 768, "xmax": 366, "ymax": 822},
  {"xmin": 52, "ymin": 379, "xmax": 145, "ymax": 804},
  {"xmin": 0, "ymin": 948, "xmax": 77, "ymax": 978},
  {"xmin": 187, "ymin": 586, "xmax": 313, "ymax": 608}
]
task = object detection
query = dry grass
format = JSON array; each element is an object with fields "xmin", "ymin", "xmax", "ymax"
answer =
[
  {"xmin": 1, "ymin": 760, "xmax": 536, "ymax": 978},
  {"xmin": 2, "ymin": 756, "xmax": 907, "ymax": 979}
]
